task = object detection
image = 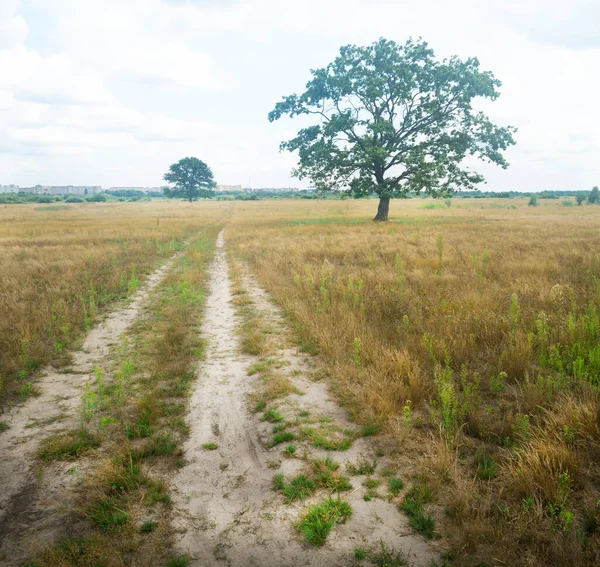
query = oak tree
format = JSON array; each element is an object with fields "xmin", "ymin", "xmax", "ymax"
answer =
[
  {"xmin": 163, "ymin": 157, "xmax": 216, "ymax": 202},
  {"xmin": 269, "ymin": 38, "xmax": 516, "ymax": 220}
]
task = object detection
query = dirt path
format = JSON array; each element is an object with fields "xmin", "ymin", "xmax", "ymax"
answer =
[
  {"xmin": 0, "ymin": 252, "xmax": 182, "ymax": 565},
  {"xmin": 172, "ymin": 232, "xmax": 437, "ymax": 566}
]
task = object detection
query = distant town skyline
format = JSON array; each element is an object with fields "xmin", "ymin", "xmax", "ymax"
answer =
[{"xmin": 1, "ymin": 1, "xmax": 599, "ymax": 191}]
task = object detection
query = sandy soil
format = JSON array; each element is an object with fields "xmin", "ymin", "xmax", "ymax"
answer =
[
  {"xmin": 172, "ymin": 231, "xmax": 438, "ymax": 567},
  {"xmin": 0, "ymin": 254, "xmax": 181, "ymax": 566}
]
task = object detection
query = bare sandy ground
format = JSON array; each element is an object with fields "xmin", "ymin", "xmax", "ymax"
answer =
[
  {"xmin": 172, "ymin": 231, "xmax": 438, "ymax": 567},
  {"xmin": 0, "ymin": 254, "xmax": 181, "ymax": 566}
]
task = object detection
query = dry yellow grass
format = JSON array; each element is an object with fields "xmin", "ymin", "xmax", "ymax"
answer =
[
  {"xmin": 227, "ymin": 197, "xmax": 600, "ymax": 566},
  {"xmin": 0, "ymin": 201, "xmax": 231, "ymax": 403}
]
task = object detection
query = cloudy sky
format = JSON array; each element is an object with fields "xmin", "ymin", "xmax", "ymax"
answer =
[{"xmin": 0, "ymin": 0, "xmax": 599, "ymax": 190}]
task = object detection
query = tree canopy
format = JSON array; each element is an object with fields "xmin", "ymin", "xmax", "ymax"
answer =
[
  {"xmin": 163, "ymin": 157, "xmax": 216, "ymax": 202},
  {"xmin": 269, "ymin": 38, "xmax": 516, "ymax": 220}
]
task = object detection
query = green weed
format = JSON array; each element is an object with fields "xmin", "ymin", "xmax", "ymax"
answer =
[
  {"xmin": 38, "ymin": 429, "xmax": 100, "ymax": 461},
  {"xmin": 297, "ymin": 497, "xmax": 352, "ymax": 546}
]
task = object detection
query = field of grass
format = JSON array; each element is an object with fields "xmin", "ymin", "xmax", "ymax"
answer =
[
  {"xmin": 0, "ymin": 201, "xmax": 231, "ymax": 404},
  {"xmin": 16, "ymin": 212, "xmax": 223, "ymax": 566},
  {"xmin": 227, "ymin": 198, "xmax": 600, "ymax": 566}
]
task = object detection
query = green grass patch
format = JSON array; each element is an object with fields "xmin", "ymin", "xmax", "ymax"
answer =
[
  {"xmin": 399, "ymin": 483, "xmax": 438, "ymax": 539},
  {"xmin": 273, "ymin": 473, "xmax": 315, "ymax": 502},
  {"xmin": 140, "ymin": 520, "xmax": 157, "ymax": 533},
  {"xmin": 270, "ymin": 431, "xmax": 294, "ymax": 446},
  {"xmin": 474, "ymin": 448, "xmax": 497, "ymax": 480},
  {"xmin": 389, "ymin": 477, "xmax": 404, "ymax": 496},
  {"xmin": 302, "ymin": 426, "xmax": 353, "ymax": 451},
  {"xmin": 202, "ymin": 442, "xmax": 219, "ymax": 450},
  {"xmin": 283, "ymin": 443, "xmax": 297, "ymax": 456},
  {"xmin": 38, "ymin": 428, "xmax": 100, "ymax": 461},
  {"xmin": 261, "ymin": 407, "xmax": 284, "ymax": 422},
  {"xmin": 297, "ymin": 497, "xmax": 352, "ymax": 546},
  {"xmin": 166, "ymin": 555, "xmax": 192, "ymax": 567},
  {"xmin": 89, "ymin": 495, "xmax": 129, "ymax": 531}
]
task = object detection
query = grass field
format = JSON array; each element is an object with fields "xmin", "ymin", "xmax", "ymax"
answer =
[
  {"xmin": 1, "ymin": 197, "xmax": 599, "ymax": 566},
  {"xmin": 0, "ymin": 201, "xmax": 231, "ymax": 404},
  {"xmin": 227, "ymin": 198, "xmax": 600, "ymax": 566}
]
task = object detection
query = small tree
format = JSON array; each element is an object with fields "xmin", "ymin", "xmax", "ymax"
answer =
[
  {"xmin": 576, "ymin": 193, "xmax": 587, "ymax": 206},
  {"xmin": 269, "ymin": 38, "xmax": 516, "ymax": 220},
  {"xmin": 163, "ymin": 157, "xmax": 216, "ymax": 202},
  {"xmin": 528, "ymin": 195, "xmax": 539, "ymax": 207},
  {"xmin": 589, "ymin": 186, "xmax": 599, "ymax": 205}
]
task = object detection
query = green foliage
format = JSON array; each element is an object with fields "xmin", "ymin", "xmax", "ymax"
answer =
[
  {"xmin": 166, "ymin": 555, "xmax": 192, "ymax": 567},
  {"xmin": 400, "ymin": 483, "xmax": 438, "ymax": 539},
  {"xmin": 140, "ymin": 520, "xmax": 157, "ymax": 533},
  {"xmin": 273, "ymin": 473, "xmax": 315, "ymax": 502},
  {"xmin": 528, "ymin": 195, "xmax": 539, "ymax": 207},
  {"xmin": 163, "ymin": 157, "xmax": 216, "ymax": 202},
  {"xmin": 38, "ymin": 428, "xmax": 100, "ymax": 461},
  {"xmin": 588, "ymin": 186, "xmax": 599, "ymax": 204},
  {"xmin": 202, "ymin": 442, "xmax": 219, "ymax": 450},
  {"xmin": 389, "ymin": 477, "xmax": 405, "ymax": 496},
  {"xmin": 270, "ymin": 431, "xmax": 294, "ymax": 446},
  {"xmin": 474, "ymin": 448, "xmax": 497, "ymax": 480},
  {"xmin": 297, "ymin": 497, "xmax": 352, "ymax": 546},
  {"xmin": 283, "ymin": 443, "xmax": 297, "ymax": 456},
  {"xmin": 261, "ymin": 408, "xmax": 284, "ymax": 422},
  {"xmin": 269, "ymin": 38, "xmax": 515, "ymax": 220}
]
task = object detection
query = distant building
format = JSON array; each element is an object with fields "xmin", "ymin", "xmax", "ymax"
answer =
[
  {"xmin": 216, "ymin": 184, "xmax": 243, "ymax": 192},
  {"xmin": 42, "ymin": 185, "xmax": 102, "ymax": 195},
  {"xmin": 109, "ymin": 187, "xmax": 163, "ymax": 193},
  {"xmin": 0, "ymin": 184, "xmax": 19, "ymax": 193},
  {"xmin": 243, "ymin": 187, "xmax": 300, "ymax": 193}
]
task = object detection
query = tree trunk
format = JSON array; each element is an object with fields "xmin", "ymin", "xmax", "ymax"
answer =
[{"xmin": 373, "ymin": 196, "xmax": 390, "ymax": 221}]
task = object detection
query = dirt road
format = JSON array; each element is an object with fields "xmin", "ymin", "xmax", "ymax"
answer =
[
  {"xmin": 172, "ymin": 231, "xmax": 437, "ymax": 566},
  {"xmin": 0, "ymin": 253, "xmax": 182, "ymax": 565}
]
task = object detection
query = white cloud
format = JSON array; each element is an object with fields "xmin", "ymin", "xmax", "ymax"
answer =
[
  {"xmin": 48, "ymin": 0, "xmax": 223, "ymax": 89},
  {"xmin": 0, "ymin": 46, "xmax": 115, "ymax": 106},
  {"xmin": 0, "ymin": 0, "xmax": 599, "ymax": 189},
  {"xmin": 497, "ymin": 0, "xmax": 600, "ymax": 49},
  {"xmin": 0, "ymin": 0, "xmax": 28, "ymax": 49}
]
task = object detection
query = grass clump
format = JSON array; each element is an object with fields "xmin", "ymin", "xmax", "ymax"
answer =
[
  {"xmin": 358, "ymin": 542, "xmax": 409, "ymax": 566},
  {"xmin": 474, "ymin": 448, "xmax": 497, "ymax": 480},
  {"xmin": 140, "ymin": 520, "xmax": 157, "ymax": 533},
  {"xmin": 389, "ymin": 477, "xmax": 404, "ymax": 496},
  {"xmin": 38, "ymin": 428, "xmax": 100, "ymax": 461},
  {"xmin": 202, "ymin": 442, "xmax": 219, "ymax": 450},
  {"xmin": 302, "ymin": 426, "xmax": 353, "ymax": 451},
  {"xmin": 284, "ymin": 443, "xmax": 297, "ymax": 456},
  {"xmin": 273, "ymin": 473, "xmax": 315, "ymax": 502},
  {"xmin": 166, "ymin": 555, "xmax": 192, "ymax": 567},
  {"xmin": 346, "ymin": 457, "xmax": 377, "ymax": 476},
  {"xmin": 297, "ymin": 497, "xmax": 352, "ymax": 546},
  {"xmin": 270, "ymin": 431, "xmax": 294, "ymax": 446},
  {"xmin": 261, "ymin": 407, "xmax": 284, "ymax": 422},
  {"xmin": 89, "ymin": 496, "xmax": 129, "ymax": 531},
  {"xmin": 400, "ymin": 482, "xmax": 438, "ymax": 539}
]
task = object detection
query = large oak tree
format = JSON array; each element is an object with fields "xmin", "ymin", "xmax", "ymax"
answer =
[
  {"xmin": 269, "ymin": 38, "xmax": 516, "ymax": 220},
  {"xmin": 163, "ymin": 157, "xmax": 216, "ymax": 203}
]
